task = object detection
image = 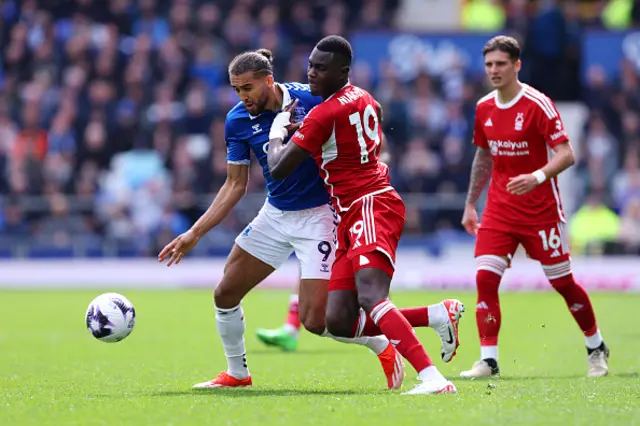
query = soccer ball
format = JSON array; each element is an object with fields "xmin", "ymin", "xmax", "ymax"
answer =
[{"xmin": 85, "ymin": 293, "xmax": 136, "ymax": 342}]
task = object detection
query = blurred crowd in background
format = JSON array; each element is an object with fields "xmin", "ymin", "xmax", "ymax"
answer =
[{"xmin": 0, "ymin": 0, "xmax": 639, "ymax": 258}]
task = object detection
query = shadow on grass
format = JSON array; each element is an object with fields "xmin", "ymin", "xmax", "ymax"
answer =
[
  {"xmin": 87, "ymin": 388, "xmax": 384, "ymax": 399},
  {"xmin": 155, "ymin": 388, "xmax": 382, "ymax": 398},
  {"xmin": 460, "ymin": 371, "xmax": 639, "ymax": 381},
  {"xmin": 249, "ymin": 349, "xmax": 342, "ymax": 355}
]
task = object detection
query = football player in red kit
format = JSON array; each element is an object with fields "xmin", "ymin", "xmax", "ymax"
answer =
[
  {"xmin": 461, "ymin": 35, "xmax": 609, "ymax": 378},
  {"xmin": 267, "ymin": 35, "xmax": 464, "ymax": 395}
]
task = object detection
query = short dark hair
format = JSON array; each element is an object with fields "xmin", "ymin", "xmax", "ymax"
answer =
[
  {"xmin": 482, "ymin": 35, "xmax": 521, "ymax": 61},
  {"xmin": 316, "ymin": 35, "xmax": 353, "ymax": 66},
  {"xmin": 228, "ymin": 48, "xmax": 274, "ymax": 76}
]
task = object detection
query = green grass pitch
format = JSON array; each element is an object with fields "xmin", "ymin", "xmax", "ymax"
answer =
[{"xmin": 1, "ymin": 290, "xmax": 639, "ymax": 426}]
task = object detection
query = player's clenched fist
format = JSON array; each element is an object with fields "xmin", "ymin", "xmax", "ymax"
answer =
[
  {"xmin": 461, "ymin": 204, "xmax": 479, "ymax": 236},
  {"xmin": 158, "ymin": 229, "xmax": 200, "ymax": 267}
]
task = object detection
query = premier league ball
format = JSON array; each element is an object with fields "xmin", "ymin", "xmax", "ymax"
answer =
[{"xmin": 85, "ymin": 293, "xmax": 136, "ymax": 342}]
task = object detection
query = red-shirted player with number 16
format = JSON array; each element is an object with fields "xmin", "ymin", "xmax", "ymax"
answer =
[
  {"xmin": 268, "ymin": 36, "xmax": 464, "ymax": 395},
  {"xmin": 460, "ymin": 36, "xmax": 609, "ymax": 379}
]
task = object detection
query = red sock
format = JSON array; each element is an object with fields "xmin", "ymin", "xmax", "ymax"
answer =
[
  {"xmin": 284, "ymin": 294, "xmax": 300, "ymax": 330},
  {"xmin": 352, "ymin": 307, "xmax": 429, "ymax": 337},
  {"xmin": 476, "ymin": 269, "xmax": 502, "ymax": 346},
  {"xmin": 399, "ymin": 307, "xmax": 430, "ymax": 327},
  {"xmin": 550, "ymin": 274, "xmax": 598, "ymax": 336},
  {"xmin": 367, "ymin": 299, "xmax": 433, "ymax": 373}
]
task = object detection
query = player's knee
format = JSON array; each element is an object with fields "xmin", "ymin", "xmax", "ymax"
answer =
[
  {"xmin": 213, "ymin": 281, "xmax": 242, "ymax": 309},
  {"xmin": 299, "ymin": 305, "xmax": 326, "ymax": 336},
  {"xmin": 476, "ymin": 255, "xmax": 507, "ymax": 294},
  {"xmin": 355, "ymin": 268, "xmax": 391, "ymax": 313},
  {"xmin": 325, "ymin": 303, "xmax": 354, "ymax": 337},
  {"xmin": 302, "ymin": 320, "xmax": 325, "ymax": 336},
  {"xmin": 542, "ymin": 261, "xmax": 573, "ymax": 289},
  {"xmin": 325, "ymin": 290, "xmax": 360, "ymax": 337},
  {"xmin": 325, "ymin": 311, "xmax": 351, "ymax": 337}
]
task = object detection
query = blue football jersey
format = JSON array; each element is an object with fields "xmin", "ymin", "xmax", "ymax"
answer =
[{"xmin": 225, "ymin": 82, "xmax": 329, "ymax": 211}]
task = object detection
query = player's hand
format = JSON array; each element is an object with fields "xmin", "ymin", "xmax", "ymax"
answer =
[
  {"xmin": 158, "ymin": 229, "xmax": 200, "ymax": 267},
  {"xmin": 507, "ymin": 174, "xmax": 539, "ymax": 195},
  {"xmin": 270, "ymin": 99, "xmax": 300, "ymax": 140},
  {"xmin": 283, "ymin": 98, "xmax": 301, "ymax": 137},
  {"xmin": 462, "ymin": 204, "xmax": 479, "ymax": 236}
]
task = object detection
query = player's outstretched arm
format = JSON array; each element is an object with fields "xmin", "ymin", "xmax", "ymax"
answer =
[
  {"xmin": 158, "ymin": 164, "xmax": 249, "ymax": 266},
  {"xmin": 506, "ymin": 142, "xmax": 575, "ymax": 196},
  {"xmin": 462, "ymin": 147, "xmax": 493, "ymax": 235}
]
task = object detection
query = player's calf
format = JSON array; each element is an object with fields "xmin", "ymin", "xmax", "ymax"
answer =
[
  {"xmin": 353, "ymin": 259, "xmax": 437, "ymax": 378},
  {"xmin": 544, "ymin": 264, "xmax": 609, "ymax": 377},
  {"xmin": 208, "ymin": 244, "xmax": 275, "ymax": 385},
  {"xmin": 298, "ymin": 278, "xmax": 330, "ymax": 335},
  {"xmin": 460, "ymin": 255, "xmax": 507, "ymax": 379}
]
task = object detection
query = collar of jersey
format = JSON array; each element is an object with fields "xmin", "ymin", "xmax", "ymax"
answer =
[
  {"xmin": 248, "ymin": 82, "xmax": 292, "ymax": 120},
  {"xmin": 494, "ymin": 83, "xmax": 527, "ymax": 110},
  {"xmin": 325, "ymin": 81, "xmax": 352, "ymax": 102}
]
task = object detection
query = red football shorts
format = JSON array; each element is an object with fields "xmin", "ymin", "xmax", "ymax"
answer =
[
  {"xmin": 329, "ymin": 190, "xmax": 406, "ymax": 292},
  {"xmin": 475, "ymin": 221, "xmax": 571, "ymax": 265}
]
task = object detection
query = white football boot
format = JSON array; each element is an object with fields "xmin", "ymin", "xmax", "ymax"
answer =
[
  {"xmin": 587, "ymin": 343, "xmax": 610, "ymax": 377},
  {"xmin": 402, "ymin": 367, "xmax": 458, "ymax": 395},
  {"xmin": 460, "ymin": 359, "xmax": 500, "ymax": 378},
  {"xmin": 402, "ymin": 378, "xmax": 457, "ymax": 395},
  {"xmin": 432, "ymin": 299, "xmax": 465, "ymax": 363}
]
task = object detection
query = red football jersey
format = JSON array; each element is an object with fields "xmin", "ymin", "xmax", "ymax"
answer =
[
  {"xmin": 473, "ymin": 84, "xmax": 570, "ymax": 228},
  {"xmin": 290, "ymin": 84, "xmax": 393, "ymax": 213}
]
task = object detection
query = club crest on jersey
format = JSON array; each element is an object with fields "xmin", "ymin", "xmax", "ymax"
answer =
[
  {"xmin": 293, "ymin": 106, "xmax": 306, "ymax": 122},
  {"xmin": 514, "ymin": 112, "xmax": 524, "ymax": 131},
  {"xmin": 489, "ymin": 140, "xmax": 499, "ymax": 156}
]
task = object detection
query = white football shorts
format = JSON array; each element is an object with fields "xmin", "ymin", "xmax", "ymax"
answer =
[{"xmin": 235, "ymin": 200, "xmax": 338, "ymax": 279}]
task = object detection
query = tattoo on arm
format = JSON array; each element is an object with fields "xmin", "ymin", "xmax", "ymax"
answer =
[{"xmin": 465, "ymin": 148, "xmax": 493, "ymax": 206}]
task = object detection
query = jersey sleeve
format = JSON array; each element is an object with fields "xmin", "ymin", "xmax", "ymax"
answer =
[
  {"xmin": 225, "ymin": 117, "xmax": 250, "ymax": 165},
  {"xmin": 541, "ymin": 102, "xmax": 569, "ymax": 148},
  {"xmin": 290, "ymin": 107, "xmax": 333, "ymax": 154},
  {"xmin": 472, "ymin": 107, "xmax": 489, "ymax": 149}
]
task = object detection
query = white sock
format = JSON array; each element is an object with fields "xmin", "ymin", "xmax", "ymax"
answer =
[
  {"xmin": 585, "ymin": 329, "xmax": 603, "ymax": 349},
  {"xmin": 481, "ymin": 345, "xmax": 498, "ymax": 361},
  {"xmin": 321, "ymin": 329, "xmax": 390, "ymax": 355},
  {"xmin": 417, "ymin": 365, "xmax": 446, "ymax": 382},
  {"xmin": 427, "ymin": 303, "xmax": 447, "ymax": 328},
  {"xmin": 215, "ymin": 304, "xmax": 249, "ymax": 379},
  {"xmin": 282, "ymin": 323, "xmax": 299, "ymax": 337}
]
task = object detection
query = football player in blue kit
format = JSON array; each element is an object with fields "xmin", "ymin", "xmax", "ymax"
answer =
[{"xmin": 158, "ymin": 49, "xmax": 402, "ymax": 389}]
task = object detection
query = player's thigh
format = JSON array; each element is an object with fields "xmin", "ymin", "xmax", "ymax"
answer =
[
  {"xmin": 214, "ymin": 244, "xmax": 275, "ymax": 308},
  {"xmin": 474, "ymin": 227, "xmax": 519, "ymax": 265},
  {"xmin": 298, "ymin": 278, "xmax": 328, "ymax": 335},
  {"xmin": 290, "ymin": 203, "xmax": 337, "ymax": 281},
  {"xmin": 216, "ymin": 207, "xmax": 293, "ymax": 307},
  {"xmin": 344, "ymin": 192, "xmax": 403, "ymax": 309},
  {"xmin": 519, "ymin": 222, "xmax": 571, "ymax": 268},
  {"xmin": 346, "ymin": 191, "xmax": 405, "ymax": 276},
  {"xmin": 234, "ymin": 203, "xmax": 294, "ymax": 272}
]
